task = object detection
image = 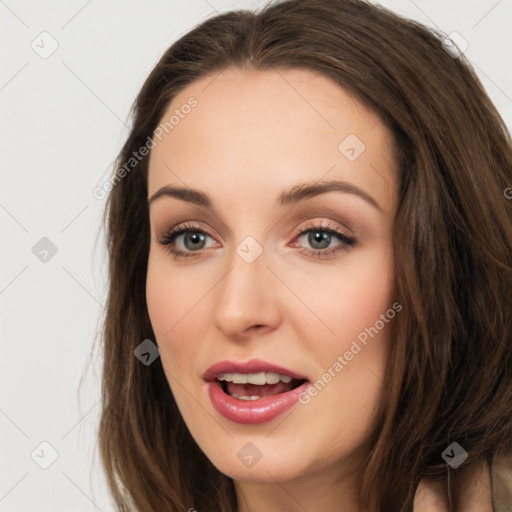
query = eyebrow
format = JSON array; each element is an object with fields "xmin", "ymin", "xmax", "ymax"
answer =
[{"xmin": 148, "ymin": 180, "xmax": 382, "ymax": 212}]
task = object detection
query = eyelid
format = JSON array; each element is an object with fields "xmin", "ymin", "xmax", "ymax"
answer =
[
  {"xmin": 156, "ymin": 217, "xmax": 357, "ymax": 260},
  {"xmin": 293, "ymin": 218, "xmax": 354, "ymax": 239},
  {"xmin": 156, "ymin": 217, "xmax": 353, "ymax": 244},
  {"xmin": 157, "ymin": 221, "xmax": 218, "ymax": 247}
]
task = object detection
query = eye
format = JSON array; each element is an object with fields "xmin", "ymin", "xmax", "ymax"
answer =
[
  {"xmin": 157, "ymin": 220, "xmax": 357, "ymax": 260},
  {"xmin": 291, "ymin": 220, "xmax": 357, "ymax": 259},
  {"xmin": 157, "ymin": 222, "xmax": 217, "ymax": 259}
]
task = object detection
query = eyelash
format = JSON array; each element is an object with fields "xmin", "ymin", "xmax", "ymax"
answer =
[{"xmin": 157, "ymin": 220, "xmax": 357, "ymax": 260}]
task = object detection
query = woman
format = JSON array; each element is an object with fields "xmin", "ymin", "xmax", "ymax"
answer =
[{"xmin": 97, "ymin": 0, "xmax": 512, "ymax": 510}]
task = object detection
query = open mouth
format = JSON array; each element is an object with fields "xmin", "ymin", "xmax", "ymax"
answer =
[{"xmin": 216, "ymin": 372, "xmax": 308, "ymax": 401}]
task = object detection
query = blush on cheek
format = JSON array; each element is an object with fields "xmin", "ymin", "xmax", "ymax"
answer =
[{"xmin": 146, "ymin": 260, "xmax": 185, "ymax": 334}]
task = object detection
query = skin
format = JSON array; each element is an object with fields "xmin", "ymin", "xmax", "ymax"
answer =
[
  {"xmin": 414, "ymin": 461, "xmax": 493, "ymax": 512},
  {"xmin": 145, "ymin": 67, "xmax": 486, "ymax": 511}
]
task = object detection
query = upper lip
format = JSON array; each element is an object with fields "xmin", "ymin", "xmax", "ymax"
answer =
[{"xmin": 203, "ymin": 358, "xmax": 310, "ymax": 382}]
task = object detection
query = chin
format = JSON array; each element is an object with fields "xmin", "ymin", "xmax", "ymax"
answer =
[{"xmin": 213, "ymin": 451, "xmax": 310, "ymax": 483}]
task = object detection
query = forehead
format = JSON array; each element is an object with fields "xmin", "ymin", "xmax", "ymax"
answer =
[{"xmin": 147, "ymin": 67, "xmax": 397, "ymax": 215}]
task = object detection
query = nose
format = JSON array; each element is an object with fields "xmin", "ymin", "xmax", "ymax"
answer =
[{"xmin": 212, "ymin": 247, "xmax": 282, "ymax": 341}]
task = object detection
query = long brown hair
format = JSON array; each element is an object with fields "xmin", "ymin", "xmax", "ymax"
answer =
[{"xmin": 96, "ymin": 0, "xmax": 512, "ymax": 510}]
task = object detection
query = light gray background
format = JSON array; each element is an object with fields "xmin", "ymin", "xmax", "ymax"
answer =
[{"xmin": 1, "ymin": 1, "xmax": 511, "ymax": 510}]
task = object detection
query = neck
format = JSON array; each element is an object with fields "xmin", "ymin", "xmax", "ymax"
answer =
[{"xmin": 234, "ymin": 457, "xmax": 372, "ymax": 512}]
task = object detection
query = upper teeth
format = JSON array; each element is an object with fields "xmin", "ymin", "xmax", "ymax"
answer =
[{"xmin": 217, "ymin": 372, "xmax": 293, "ymax": 385}]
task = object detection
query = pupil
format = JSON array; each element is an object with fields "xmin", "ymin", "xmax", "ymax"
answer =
[{"xmin": 309, "ymin": 230, "xmax": 330, "ymax": 249}]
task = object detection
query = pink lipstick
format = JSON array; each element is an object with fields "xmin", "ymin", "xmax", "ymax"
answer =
[{"xmin": 203, "ymin": 359, "xmax": 310, "ymax": 425}]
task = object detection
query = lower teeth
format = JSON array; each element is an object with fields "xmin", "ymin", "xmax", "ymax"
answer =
[{"xmin": 231, "ymin": 394, "xmax": 261, "ymax": 400}]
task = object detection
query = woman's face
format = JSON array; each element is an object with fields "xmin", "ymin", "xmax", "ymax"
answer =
[{"xmin": 146, "ymin": 67, "xmax": 398, "ymax": 487}]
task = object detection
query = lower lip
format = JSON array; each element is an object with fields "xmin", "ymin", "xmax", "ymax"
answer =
[{"xmin": 206, "ymin": 380, "xmax": 310, "ymax": 425}]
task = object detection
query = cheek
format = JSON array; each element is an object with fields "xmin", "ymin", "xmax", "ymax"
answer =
[
  {"xmin": 145, "ymin": 252, "xmax": 203, "ymax": 372},
  {"xmin": 146, "ymin": 248, "xmax": 208, "ymax": 335},
  {"xmin": 339, "ymin": 248, "xmax": 395, "ymax": 340},
  {"xmin": 289, "ymin": 245, "xmax": 395, "ymax": 347}
]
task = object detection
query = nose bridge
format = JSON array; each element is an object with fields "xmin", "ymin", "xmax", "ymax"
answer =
[{"xmin": 213, "ymin": 235, "xmax": 280, "ymax": 337}]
